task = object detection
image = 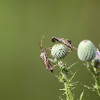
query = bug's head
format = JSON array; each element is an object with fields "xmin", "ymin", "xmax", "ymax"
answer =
[{"xmin": 51, "ymin": 37, "xmax": 56, "ymax": 43}]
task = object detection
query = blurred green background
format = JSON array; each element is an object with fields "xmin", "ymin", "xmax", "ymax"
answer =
[{"xmin": 0, "ymin": 0, "xmax": 100, "ymax": 100}]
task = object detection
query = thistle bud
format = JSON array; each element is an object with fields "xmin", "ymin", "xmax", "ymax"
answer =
[
  {"xmin": 91, "ymin": 57, "xmax": 100, "ymax": 68},
  {"xmin": 91, "ymin": 49, "xmax": 100, "ymax": 68},
  {"xmin": 77, "ymin": 40, "xmax": 96, "ymax": 61},
  {"xmin": 51, "ymin": 44, "xmax": 67, "ymax": 59}
]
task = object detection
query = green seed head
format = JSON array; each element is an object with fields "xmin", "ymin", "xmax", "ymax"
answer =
[
  {"xmin": 51, "ymin": 44, "xmax": 67, "ymax": 59},
  {"xmin": 77, "ymin": 40, "xmax": 96, "ymax": 61}
]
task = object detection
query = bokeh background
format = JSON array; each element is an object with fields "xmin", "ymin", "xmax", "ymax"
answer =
[{"xmin": 0, "ymin": 0, "xmax": 100, "ymax": 100}]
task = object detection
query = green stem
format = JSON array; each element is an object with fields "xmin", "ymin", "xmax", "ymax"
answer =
[
  {"xmin": 57, "ymin": 60, "xmax": 74, "ymax": 100},
  {"xmin": 61, "ymin": 67, "xmax": 73, "ymax": 100},
  {"xmin": 87, "ymin": 62, "xmax": 100, "ymax": 96}
]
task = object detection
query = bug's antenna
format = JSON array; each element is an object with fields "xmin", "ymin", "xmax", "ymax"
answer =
[
  {"xmin": 39, "ymin": 41, "xmax": 41, "ymax": 49},
  {"xmin": 41, "ymin": 35, "xmax": 45, "ymax": 48},
  {"xmin": 39, "ymin": 35, "xmax": 45, "ymax": 49}
]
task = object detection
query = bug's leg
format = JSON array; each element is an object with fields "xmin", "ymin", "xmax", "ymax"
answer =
[
  {"xmin": 67, "ymin": 46, "xmax": 73, "ymax": 51},
  {"xmin": 50, "ymin": 64, "xmax": 57, "ymax": 72},
  {"xmin": 67, "ymin": 51, "xmax": 72, "ymax": 53},
  {"xmin": 45, "ymin": 48, "xmax": 48, "ymax": 53},
  {"xmin": 45, "ymin": 47, "xmax": 53, "ymax": 57},
  {"xmin": 48, "ymin": 58, "xmax": 57, "ymax": 63},
  {"xmin": 73, "ymin": 47, "xmax": 78, "ymax": 50},
  {"xmin": 46, "ymin": 47, "xmax": 52, "ymax": 51},
  {"xmin": 48, "ymin": 58, "xmax": 53, "ymax": 62},
  {"xmin": 46, "ymin": 65, "xmax": 49, "ymax": 70}
]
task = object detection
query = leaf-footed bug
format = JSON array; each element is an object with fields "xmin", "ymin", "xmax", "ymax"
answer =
[
  {"xmin": 52, "ymin": 37, "xmax": 77, "ymax": 51},
  {"xmin": 39, "ymin": 35, "xmax": 54, "ymax": 72}
]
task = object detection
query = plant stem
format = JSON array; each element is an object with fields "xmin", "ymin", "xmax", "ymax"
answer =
[
  {"xmin": 61, "ymin": 67, "xmax": 73, "ymax": 100},
  {"xmin": 87, "ymin": 62, "xmax": 100, "ymax": 96}
]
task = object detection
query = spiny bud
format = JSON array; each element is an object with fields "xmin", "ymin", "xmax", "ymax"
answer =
[
  {"xmin": 51, "ymin": 44, "xmax": 67, "ymax": 59},
  {"xmin": 91, "ymin": 49, "xmax": 100, "ymax": 68},
  {"xmin": 91, "ymin": 57, "xmax": 100, "ymax": 68},
  {"xmin": 77, "ymin": 40, "xmax": 96, "ymax": 61}
]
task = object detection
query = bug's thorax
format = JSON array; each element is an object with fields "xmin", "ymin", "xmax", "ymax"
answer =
[{"xmin": 39, "ymin": 35, "xmax": 54, "ymax": 72}]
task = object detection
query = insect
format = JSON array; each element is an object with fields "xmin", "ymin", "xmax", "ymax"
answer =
[
  {"xmin": 52, "ymin": 37, "xmax": 77, "ymax": 51},
  {"xmin": 39, "ymin": 35, "xmax": 54, "ymax": 72}
]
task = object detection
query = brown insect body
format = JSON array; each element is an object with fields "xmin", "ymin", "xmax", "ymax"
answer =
[
  {"xmin": 52, "ymin": 37, "xmax": 73, "ymax": 51},
  {"xmin": 40, "ymin": 48, "xmax": 54, "ymax": 72},
  {"xmin": 39, "ymin": 36, "xmax": 54, "ymax": 72}
]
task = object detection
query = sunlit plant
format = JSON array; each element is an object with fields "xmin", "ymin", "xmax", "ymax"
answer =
[
  {"xmin": 77, "ymin": 40, "xmax": 100, "ymax": 96},
  {"xmin": 39, "ymin": 36, "xmax": 100, "ymax": 99},
  {"xmin": 39, "ymin": 36, "xmax": 84, "ymax": 100}
]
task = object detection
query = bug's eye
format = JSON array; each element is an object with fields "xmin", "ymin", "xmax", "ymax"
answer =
[{"xmin": 68, "ymin": 40, "xmax": 71, "ymax": 44}]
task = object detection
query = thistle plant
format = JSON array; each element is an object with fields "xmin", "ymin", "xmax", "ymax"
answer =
[
  {"xmin": 51, "ymin": 43, "xmax": 74, "ymax": 100},
  {"xmin": 77, "ymin": 40, "xmax": 100, "ymax": 96},
  {"xmin": 39, "ymin": 36, "xmax": 84, "ymax": 100},
  {"xmin": 39, "ymin": 36, "xmax": 100, "ymax": 99},
  {"xmin": 91, "ymin": 49, "xmax": 100, "ymax": 68}
]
